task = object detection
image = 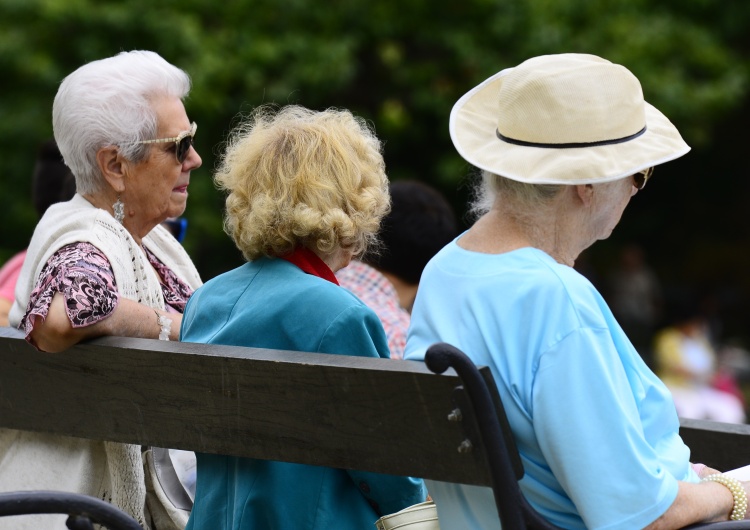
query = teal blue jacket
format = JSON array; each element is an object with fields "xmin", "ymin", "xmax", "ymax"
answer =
[{"xmin": 181, "ymin": 257, "xmax": 427, "ymax": 530}]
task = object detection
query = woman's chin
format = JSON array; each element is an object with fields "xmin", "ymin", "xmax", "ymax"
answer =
[{"xmin": 167, "ymin": 199, "xmax": 188, "ymax": 219}]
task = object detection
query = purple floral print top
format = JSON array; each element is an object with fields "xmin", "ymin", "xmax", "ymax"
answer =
[{"xmin": 20, "ymin": 242, "xmax": 193, "ymax": 337}]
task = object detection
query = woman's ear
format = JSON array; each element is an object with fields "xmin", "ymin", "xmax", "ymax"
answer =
[
  {"xmin": 575, "ymin": 184, "xmax": 594, "ymax": 207},
  {"xmin": 96, "ymin": 146, "xmax": 126, "ymax": 193}
]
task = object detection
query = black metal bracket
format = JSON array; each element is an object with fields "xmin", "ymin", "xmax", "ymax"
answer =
[
  {"xmin": 0, "ymin": 491, "xmax": 143, "ymax": 530},
  {"xmin": 425, "ymin": 342, "xmax": 561, "ymax": 530}
]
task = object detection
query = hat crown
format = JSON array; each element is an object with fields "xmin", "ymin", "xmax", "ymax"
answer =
[
  {"xmin": 449, "ymin": 53, "xmax": 689, "ymax": 185},
  {"xmin": 496, "ymin": 55, "xmax": 646, "ymax": 145}
]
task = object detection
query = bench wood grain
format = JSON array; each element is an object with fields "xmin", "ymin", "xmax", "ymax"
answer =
[
  {"xmin": 0, "ymin": 327, "xmax": 491, "ymax": 487},
  {"xmin": 679, "ymin": 418, "xmax": 750, "ymax": 471},
  {"xmin": 3, "ymin": 326, "xmax": 750, "ymax": 529}
]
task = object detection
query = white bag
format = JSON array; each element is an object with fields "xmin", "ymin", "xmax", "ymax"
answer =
[
  {"xmin": 143, "ymin": 447, "xmax": 193, "ymax": 530},
  {"xmin": 374, "ymin": 500, "xmax": 441, "ymax": 530}
]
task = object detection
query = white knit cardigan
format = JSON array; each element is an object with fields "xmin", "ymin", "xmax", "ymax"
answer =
[{"xmin": 3, "ymin": 193, "xmax": 202, "ymax": 530}]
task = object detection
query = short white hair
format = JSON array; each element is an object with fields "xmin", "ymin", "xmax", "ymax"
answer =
[
  {"xmin": 470, "ymin": 170, "xmax": 563, "ymax": 218},
  {"xmin": 52, "ymin": 50, "xmax": 191, "ymax": 194}
]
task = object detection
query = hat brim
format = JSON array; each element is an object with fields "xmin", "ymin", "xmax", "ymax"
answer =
[{"xmin": 449, "ymin": 68, "xmax": 690, "ymax": 185}]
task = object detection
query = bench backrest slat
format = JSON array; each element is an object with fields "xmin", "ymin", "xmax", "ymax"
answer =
[
  {"xmin": 6, "ymin": 325, "xmax": 750, "ymax": 512},
  {"xmin": 679, "ymin": 418, "xmax": 750, "ymax": 471},
  {"xmin": 0, "ymin": 328, "xmax": 492, "ymax": 487}
]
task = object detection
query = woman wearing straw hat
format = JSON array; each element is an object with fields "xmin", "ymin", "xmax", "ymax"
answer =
[{"xmin": 405, "ymin": 53, "xmax": 750, "ymax": 529}]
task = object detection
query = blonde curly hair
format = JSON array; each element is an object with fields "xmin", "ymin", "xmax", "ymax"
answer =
[{"xmin": 216, "ymin": 105, "xmax": 391, "ymax": 261}]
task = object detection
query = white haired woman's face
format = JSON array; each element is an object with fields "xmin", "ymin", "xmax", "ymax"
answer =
[{"xmin": 120, "ymin": 96, "xmax": 202, "ymax": 230}]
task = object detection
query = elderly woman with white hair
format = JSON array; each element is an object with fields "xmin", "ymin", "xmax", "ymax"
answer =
[
  {"xmin": 180, "ymin": 105, "xmax": 427, "ymax": 530},
  {"xmin": 405, "ymin": 54, "xmax": 750, "ymax": 529},
  {"xmin": 3, "ymin": 50, "xmax": 203, "ymax": 529}
]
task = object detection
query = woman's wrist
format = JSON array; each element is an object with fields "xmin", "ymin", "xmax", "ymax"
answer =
[
  {"xmin": 153, "ymin": 309, "xmax": 172, "ymax": 341},
  {"xmin": 702, "ymin": 474, "xmax": 748, "ymax": 520}
]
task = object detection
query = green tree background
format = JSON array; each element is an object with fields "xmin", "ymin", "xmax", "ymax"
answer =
[{"xmin": 2, "ymin": 0, "xmax": 750, "ymax": 339}]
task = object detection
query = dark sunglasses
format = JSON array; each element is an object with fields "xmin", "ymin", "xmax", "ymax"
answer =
[
  {"xmin": 134, "ymin": 122, "xmax": 197, "ymax": 164},
  {"xmin": 633, "ymin": 167, "xmax": 654, "ymax": 190}
]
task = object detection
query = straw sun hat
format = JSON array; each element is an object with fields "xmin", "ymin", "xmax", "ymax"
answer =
[{"xmin": 449, "ymin": 53, "xmax": 690, "ymax": 185}]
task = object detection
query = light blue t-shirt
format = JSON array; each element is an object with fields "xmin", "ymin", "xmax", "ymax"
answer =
[{"xmin": 405, "ymin": 242, "xmax": 698, "ymax": 530}]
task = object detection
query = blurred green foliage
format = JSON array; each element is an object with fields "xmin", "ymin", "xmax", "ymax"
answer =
[{"xmin": 2, "ymin": 0, "xmax": 750, "ymax": 335}]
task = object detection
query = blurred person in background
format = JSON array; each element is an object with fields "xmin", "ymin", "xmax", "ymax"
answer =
[
  {"xmin": 607, "ymin": 243, "xmax": 663, "ymax": 368},
  {"xmin": 654, "ymin": 289, "xmax": 745, "ymax": 423},
  {"xmin": 162, "ymin": 216, "xmax": 189, "ymax": 243},
  {"xmin": 2, "ymin": 50, "xmax": 203, "ymax": 530},
  {"xmin": 336, "ymin": 179, "xmax": 459, "ymax": 358},
  {"xmin": 0, "ymin": 139, "xmax": 75, "ymax": 326}
]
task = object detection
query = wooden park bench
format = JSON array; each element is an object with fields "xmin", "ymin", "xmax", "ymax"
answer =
[{"xmin": 1, "ymin": 326, "xmax": 749, "ymax": 529}]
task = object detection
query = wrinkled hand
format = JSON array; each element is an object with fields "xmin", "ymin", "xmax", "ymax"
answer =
[{"xmin": 692, "ymin": 463, "xmax": 722, "ymax": 479}]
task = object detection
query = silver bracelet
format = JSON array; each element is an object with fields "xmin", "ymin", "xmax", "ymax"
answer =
[
  {"xmin": 154, "ymin": 310, "xmax": 172, "ymax": 341},
  {"xmin": 702, "ymin": 473, "xmax": 748, "ymax": 521}
]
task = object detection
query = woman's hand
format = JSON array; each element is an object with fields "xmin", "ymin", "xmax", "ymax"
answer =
[{"xmin": 692, "ymin": 463, "xmax": 722, "ymax": 479}]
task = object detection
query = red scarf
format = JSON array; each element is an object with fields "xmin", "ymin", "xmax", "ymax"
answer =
[{"xmin": 279, "ymin": 247, "xmax": 339, "ymax": 285}]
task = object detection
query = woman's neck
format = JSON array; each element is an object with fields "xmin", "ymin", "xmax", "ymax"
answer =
[
  {"xmin": 316, "ymin": 246, "xmax": 354, "ymax": 273},
  {"xmin": 459, "ymin": 206, "xmax": 583, "ymax": 267},
  {"xmin": 83, "ymin": 190, "xmax": 147, "ymax": 246}
]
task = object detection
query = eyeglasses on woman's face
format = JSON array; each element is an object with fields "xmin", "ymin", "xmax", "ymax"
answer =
[
  {"xmin": 133, "ymin": 122, "xmax": 197, "ymax": 164},
  {"xmin": 632, "ymin": 167, "xmax": 654, "ymax": 190}
]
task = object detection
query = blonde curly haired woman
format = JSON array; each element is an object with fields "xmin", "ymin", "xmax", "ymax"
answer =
[{"xmin": 180, "ymin": 105, "xmax": 427, "ymax": 530}]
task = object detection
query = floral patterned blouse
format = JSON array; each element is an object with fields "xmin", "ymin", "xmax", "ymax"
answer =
[{"xmin": 20, "ymin": 242, "xmax": 193, "ymax": 336}]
